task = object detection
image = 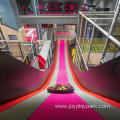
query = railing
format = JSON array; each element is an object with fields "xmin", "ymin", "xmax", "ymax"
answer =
[
  {"xmin": 24, "ymin": 29, "xmax": 55, "ymax": 70},
  {"xmin": 75, "ymin": 7, "xmax": 120, "ymax": 71},
  {"xmin": 0, "ymin": 40, "xmax": 32, "ymax": 61},
  {"xmin": 0, "ymin": 38, "xmax": 55, "ymax": 71}
]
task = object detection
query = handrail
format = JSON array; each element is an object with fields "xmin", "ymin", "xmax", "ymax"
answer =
[{"xmin": 79, "ymin": 11, "xmax": 120, "ymax": 48}]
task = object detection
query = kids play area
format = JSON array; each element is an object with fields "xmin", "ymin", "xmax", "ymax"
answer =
[{"xmin": 0, "ymin": 0, "xmax": 120, "ymax": 120}]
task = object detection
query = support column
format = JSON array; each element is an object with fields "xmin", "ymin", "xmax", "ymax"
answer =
[
  {"xmin": 47, "ymin": 29, "xmax": 49, "ymax": 40},
  {"xmin": 86, "ymin": 26, "xmax": 95, "ymax": 65},
  {"xmin": 83, "ymin": 19, "xmax": 88, "ymax": 50},
  {"xmin": 36, "ymin": 24, "xmax": 42, "ymax": 40},
  {"xmin": 31, "ymin": 0, "xmax": 42, "ymax": 40},
  {"xmin": 31, "ymin": 0, "xmax": 39, "ymax": 15},
  {"xmin": 76, "ymin": 14, "xmax": 81, "ymax": 40}
]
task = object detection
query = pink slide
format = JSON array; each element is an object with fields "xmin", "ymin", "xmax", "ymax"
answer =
[{"xmin": 29, "ymin": 40, "xmax": 104, "ymax": 120}]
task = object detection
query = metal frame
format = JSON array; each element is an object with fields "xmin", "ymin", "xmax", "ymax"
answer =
[
  {"xmin": 86, "ymin": 26, "xmax": 95, "ymax": 65},
  {"xmin": 101, "ymin": 1, "xmax": 120, "ymax": 60},
  {"xmin": 75, "ymin": 5, "xmax": 120, "ymax": 71},
  {"xmin": 82, "ymin": 19, "xmax": 88, "ymax": 50},
  {"xmin": 79, "ymin": 12, "xmax": 120, "ymax": 47},
  {"xmin": 76, "ymin": 38, "xmax": 89, "ymax": 70}
]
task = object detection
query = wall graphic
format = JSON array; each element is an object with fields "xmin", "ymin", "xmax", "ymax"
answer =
[
  {"xmin": 39, "ymin": 2, "xmax": 79, "ymax": 14},
  {"xmin": 17, "ymin": 1, "xmax": 80, "ymax": 15}
]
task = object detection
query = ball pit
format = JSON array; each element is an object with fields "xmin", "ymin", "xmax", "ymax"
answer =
[{"xmin": 47, "ymin": 84, "xmax": 74, "ymax": 93}]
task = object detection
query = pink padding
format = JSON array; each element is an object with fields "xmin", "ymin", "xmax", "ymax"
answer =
[
  {"xmin": 29, "ymin": 40, "xmax": 103, "ymax": 120},
  {"xmin": 37, "ymin": 55, "xmax": 46, "ymax": 69}
]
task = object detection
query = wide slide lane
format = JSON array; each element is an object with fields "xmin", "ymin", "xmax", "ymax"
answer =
[
  {"xmin": 29, "ymin": 40, "xmax": 103, "ymax": 120},
  {"xmin": 0, "ymin": 40, "xmax": 120, "ymax": 120}
]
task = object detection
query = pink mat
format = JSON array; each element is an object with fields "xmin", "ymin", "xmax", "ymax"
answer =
[{"xmin": 29, "ymin": 40, "xmax": 104, "ymax": 120}]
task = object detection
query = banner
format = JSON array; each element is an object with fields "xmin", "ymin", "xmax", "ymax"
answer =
[{"xmin": 39, "ymin": 2, "xmax": 79, "ymax": 13}]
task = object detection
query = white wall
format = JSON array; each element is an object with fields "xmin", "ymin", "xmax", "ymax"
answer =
[{"xmin": 0, "ymin": 0, "xmax": 18, "ymax": 29}]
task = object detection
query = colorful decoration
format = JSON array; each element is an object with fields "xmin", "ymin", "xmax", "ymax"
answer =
[
  {"xmin": 72, "ymin": 48, "xmax": 76, "ymax": 63},
  {"xmin": 39, "ymin": 2, "xmax": 79, "ymax": 14},
  {"xmin": 47, "ymin": 84, "xmax": 74, "ymax": 93}
]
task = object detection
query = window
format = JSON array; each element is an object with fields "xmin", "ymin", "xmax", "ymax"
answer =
[{"xmin": 8, "ymin": 35, "xmax": 18, "ymax": 40}]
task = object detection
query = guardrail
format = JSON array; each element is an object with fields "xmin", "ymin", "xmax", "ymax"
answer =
[
  {"xmin": 75, "ymin": 9, "xmax": 120, "ymax": 71},
  {"xmin": 24, "ymin": 29, "xmax": 55, "ymax": 70}
]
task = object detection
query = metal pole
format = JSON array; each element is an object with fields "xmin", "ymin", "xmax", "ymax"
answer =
[
  {"xmin": 114, "ymin": 0, "xmax": 119, "ymax": 12},
  {"xmin": 75, "ymin": 44, "xmax": 78, "ymax": 66},
  {"xmin": 18, "ymin": 42, "xmax": 24, "ymax": 58},
  {"xmin": 76, "ymin": 38, "xmax": 89, "ymax": 70},
  {"xmin": 36, "ymin": 0, "xmax": 40, "ymax": 15},
  {"xmin": 47, "ymin": 28, "xmax": 49, "ymax": 40},
  {"xmin": 49, "ymin": 42, "xmax": 52, "ymax": 62},
  {"xmin": 86, "ymin": 26, "xmax": 95, "ymax": 65},
  {"xmin": 83, "ymin": 19, "xmax": 88, "ymax": 50},
  {"xmin": 79, "ymin": 12, "xmax": 120, "ymax": 47},
  {"xmin": 76, "ymin": 14, "xmax": 81, "ymax": 40},
  {"xmin": 76, "ymin": 45, "xmax": 79, "ymax": 69},
  {"xmin": 48, "ymin": 51, "xmax": 50, "ymax": 67},
  {"xmin": 76, "ymin": 53, "xmax": 79, "ymax": 69},
  {"xmin": 36, "ymin": 24, "xmax": 40, "ymax": 40},
  {"xmin": 101, "ymin": 2, "xmax": 120, "ymax": 60},
  {"xmin": 112, "ymin": 46, "xmax": 119, "ymax": 59},
  {"xmin": 36, "ymin": 24, "xmax": 42, "ymax": 40},
  {"xmin": 76, "ymin": 46, "xmax": 81, "ymax": 71},
  {"xmin": 83, "ymin": 11, "xmax": 114, "ymax": 14},
  {"xmin": 33, "ymin": 0, "xmax": 42, "ymax": 40},
  {"xmin": 79, "ymin": 16, "xmax": 84, "ymax": 41},
  {"xmin": 33, "ymin": 0, "xmax": 37, "ymax": 15}
]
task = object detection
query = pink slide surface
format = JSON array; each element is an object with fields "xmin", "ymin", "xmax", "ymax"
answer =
[{"xmin": 29, "ymin": 40, "xmax": 104, "ymax": 120}]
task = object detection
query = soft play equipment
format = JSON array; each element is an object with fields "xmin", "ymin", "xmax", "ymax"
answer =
[
  {"xmin": 47, "ymin": 84, "xmax": 74, "ymax": 93},
  {"xmin": 37, "ymin": 55, "xmax": 46, "ymax": 69}
]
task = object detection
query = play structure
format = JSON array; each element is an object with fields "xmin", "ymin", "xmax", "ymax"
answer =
[{"xmin": 0, "ymin": 0, "xmax": 120, "ymax": 119}]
